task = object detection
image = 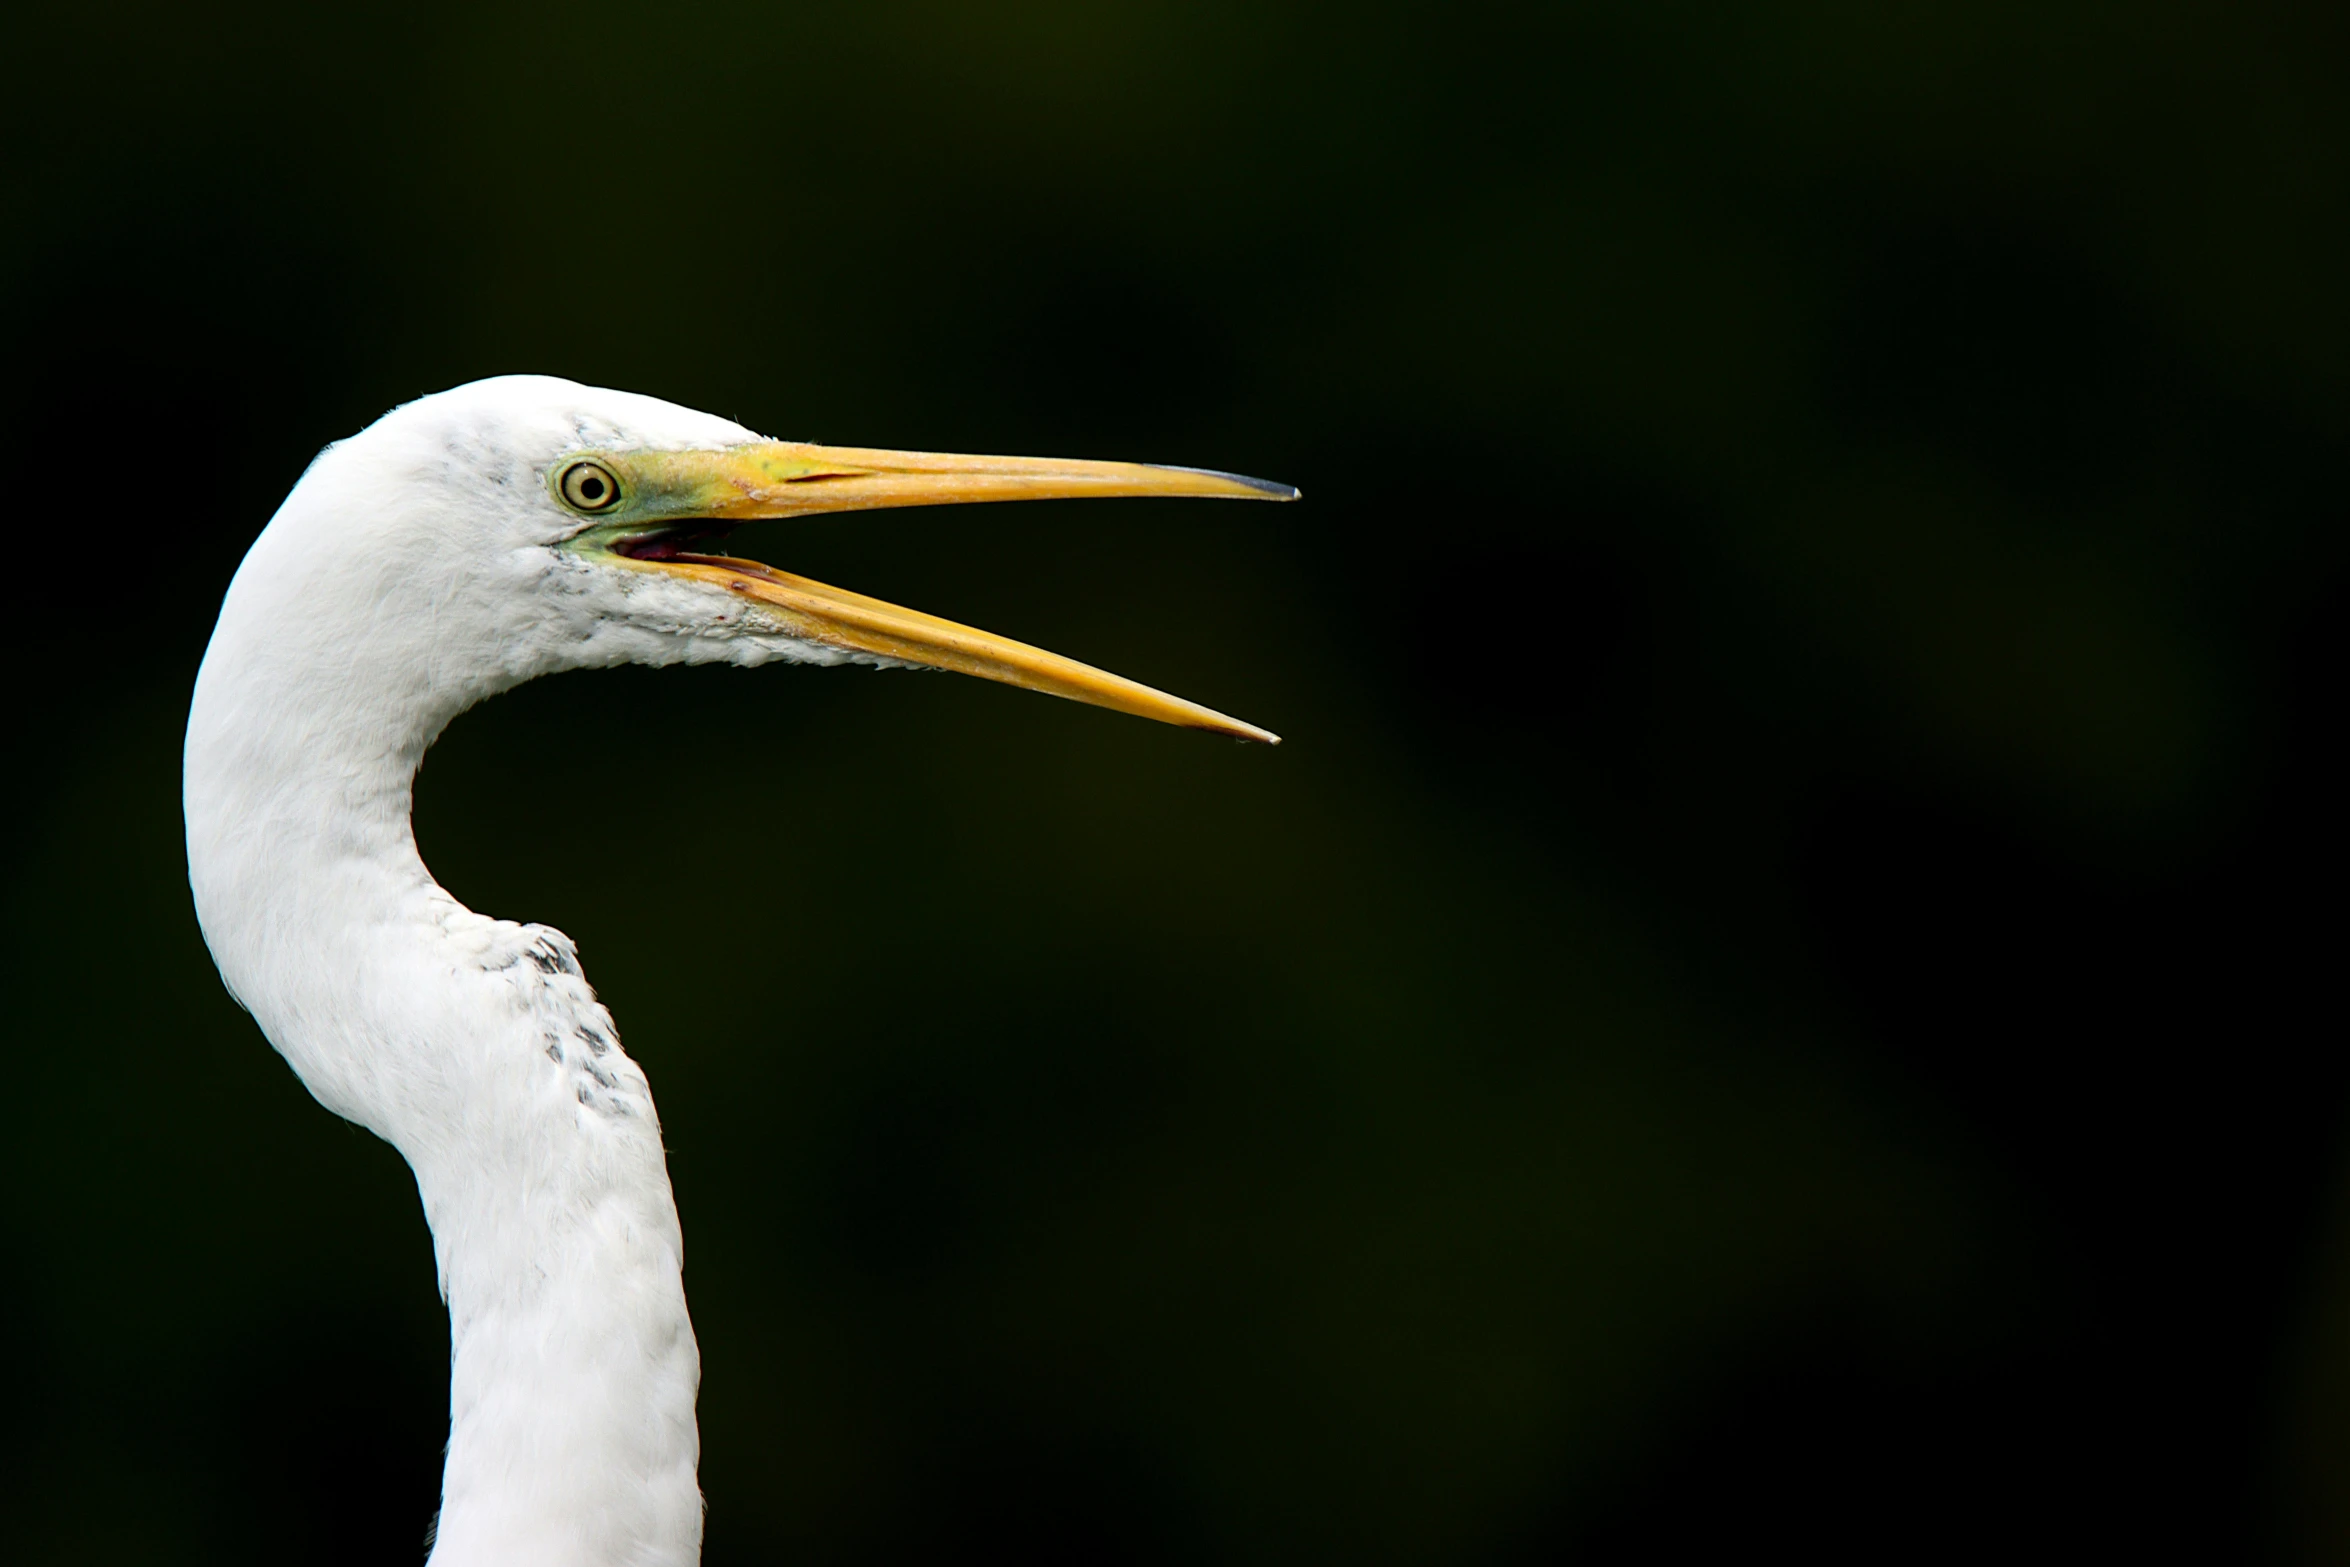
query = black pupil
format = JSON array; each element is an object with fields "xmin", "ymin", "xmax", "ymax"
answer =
[{"xmin": 578, "ymin": 473, "xmax": 607, "ymax": 502}]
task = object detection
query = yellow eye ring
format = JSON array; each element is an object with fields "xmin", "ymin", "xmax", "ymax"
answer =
[{"xmin": 558, "ymin": 460, "xmax": 622, "ymax": 512}]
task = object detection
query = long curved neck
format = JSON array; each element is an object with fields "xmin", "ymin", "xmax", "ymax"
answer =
[{"xmin": 187, "ymin": 579, "xmax": 703, "ymax": 1567}]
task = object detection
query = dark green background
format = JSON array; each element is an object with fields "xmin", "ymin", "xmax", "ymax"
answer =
[{"xmin": 4, "ymin": 2, "xmax": 2346, "ymax": 1561}]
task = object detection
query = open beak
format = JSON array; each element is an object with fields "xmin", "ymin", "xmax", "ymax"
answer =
[{"xmin": 602, "ymin": 442, "xmax": 1295, "ymax": 744}]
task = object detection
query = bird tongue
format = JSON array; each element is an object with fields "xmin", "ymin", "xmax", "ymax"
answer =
[{"xmin": 614, "ymin": 525, "xmax": 739, "ymax": 562}]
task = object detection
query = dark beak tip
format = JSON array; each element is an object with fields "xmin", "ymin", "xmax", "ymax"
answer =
[
  {"xmin": 1238, "ymin": 475, "xmax": 1301, "ymax": 502},
  {"xmin": 1152, "ymin": 463, "xmax": 1299, "ymax": 501}
]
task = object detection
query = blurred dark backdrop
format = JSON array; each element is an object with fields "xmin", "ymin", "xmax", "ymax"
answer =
[{"xmin": 3, "ymin": 2, "xmax": 2346, "ymax": 1562}]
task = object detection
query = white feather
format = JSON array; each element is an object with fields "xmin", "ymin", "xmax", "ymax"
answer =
[{"xmin": 182, "ymin": 377, "xmax": 814, "ymax": 1567}]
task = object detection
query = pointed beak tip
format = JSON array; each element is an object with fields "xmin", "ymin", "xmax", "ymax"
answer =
[{"xmin": 1150, "ymin": 463, "xmax": 1297, "ymax": 502}]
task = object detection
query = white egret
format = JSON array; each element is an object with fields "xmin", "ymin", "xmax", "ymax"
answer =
[{"xmin": 183, "ymin": 376, "xmax": 1290, "ymax": 1566}]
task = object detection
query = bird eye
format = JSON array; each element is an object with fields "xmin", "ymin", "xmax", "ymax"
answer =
[{"xmin": 558, "ymin": 460, "xmax": 622, "ymax": 512}]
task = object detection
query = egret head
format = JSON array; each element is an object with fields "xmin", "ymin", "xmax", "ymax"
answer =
[
  {"xmin": 225, "ymin": 375, "xmax": 1289, "ymax": 745},
  {"xmin": 184, "ymin": 374, "xmax": 1300, "ymax": 1562}
]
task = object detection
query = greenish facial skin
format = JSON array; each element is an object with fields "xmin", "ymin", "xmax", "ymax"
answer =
[{"xmin": 548, "ymin": 446, "xmax": 858, "ymax": 559}]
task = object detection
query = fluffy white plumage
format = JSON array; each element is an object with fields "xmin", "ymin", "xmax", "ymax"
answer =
[{"xmin": 184, "ymin": 378, "xmax": 882, "ymax": 1566}]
